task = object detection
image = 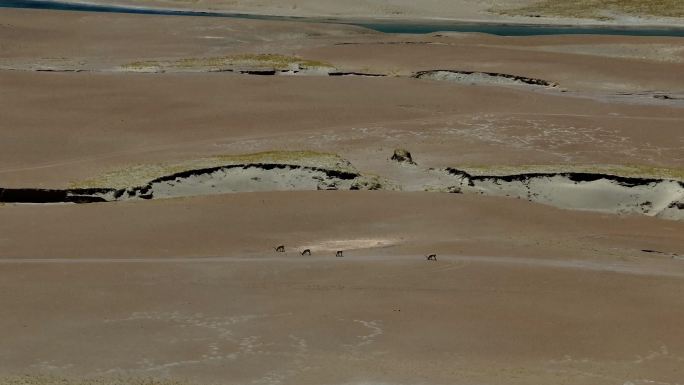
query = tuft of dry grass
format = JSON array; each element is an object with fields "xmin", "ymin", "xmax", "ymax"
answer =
[
  {"xmin": 121, "ymin": 54, "xmax": 333, "ymax": 71},
  {"xmin": 495, "ymin": 0, "xmax": 684, "ymax": 20}
]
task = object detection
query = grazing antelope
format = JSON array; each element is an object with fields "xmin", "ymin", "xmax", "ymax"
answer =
[
  {"xmin": 336, "ymin": 250, "xmax": 344, "ymax": 258},
  {"xmin": 426, "ymin": 254, "xmax": 437, "ymax": 261},
  {"xmin": 275, "ymin": 245, "xmax": 285, "ymax": 252},
  {"xmin": 301, "ymin": 249, "xmax": 311, "ymax": 256}
]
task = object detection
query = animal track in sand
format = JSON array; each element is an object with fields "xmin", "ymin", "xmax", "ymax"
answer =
[
  {"xmin": 545, "ymin": 345, "xmax": 684, "ymax": 385},
  {"xmin": 349, "ymin": 320, "xmax": 384, "ymax": 349},
  {"xmin": 91, "ymin": 311, "xmax": 390, "ymax": 380},
  {"xmin": 98, "ymin": 312, "xmax": 283, "ymax": 375}
]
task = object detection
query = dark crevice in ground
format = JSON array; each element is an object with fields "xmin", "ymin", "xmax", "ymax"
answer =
[
  {"xmin": 34, "ymin": 68, "xmax": 88, "ymax": 73},
  {"xmin": 328, "ymin": 71, "xmax": 387, "ymax": 77},
  {"xmin": 151, "ymin": 163, "xmax": 359, "ymax": 184},
  {"xmin": 334, "ymin": 41, "xmax": 442, "ymax": 46},
  {"xmin": 642, "ymin": 249, "xmax": 682, "ymax": 259},
  {"xmin": 238, "ymin": 69, "xmax": 279, "ymax": 75},
  {"xmin": 0, "ymin": 187, "xmax": 116, "ymax": 203}
]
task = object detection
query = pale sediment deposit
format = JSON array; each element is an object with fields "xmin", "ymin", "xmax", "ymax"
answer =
[
  {"xmin": 143, "ymin": 163, "xmax": 362, "ymax": 198},
  {"xmin": 413, "ymin": 70, "xmax": 558, "ymax": 88},
  {"xmin": 442, "ymin": 168, "xmax": 684, "ymax": 220}
]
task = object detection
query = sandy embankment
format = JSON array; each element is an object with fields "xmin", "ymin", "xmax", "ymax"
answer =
[
  {"xmin": 1, "ymin": 150, "xmax": 683, "ymax": 221},
  {"xmin": 442, "ymin": 167, "xmax": 684, "ymax": 220}
]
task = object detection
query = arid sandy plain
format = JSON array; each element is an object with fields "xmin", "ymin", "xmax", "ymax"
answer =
[{"xmin": 1, "ymin": 3, "xmax": 684, "ymax": 385}]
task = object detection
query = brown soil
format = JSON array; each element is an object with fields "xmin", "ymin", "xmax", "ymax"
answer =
[{"xmin": 1, "ymin": 8, "xmax": 684, "ymax": 385}]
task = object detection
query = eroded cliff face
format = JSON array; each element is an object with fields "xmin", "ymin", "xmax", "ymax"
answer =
[
  {"xmin": 442, "ymin": 168, "xmax": 684, "ymax": 219},
  {"xmin": 2, "ymin": 154, "xmax": 682, "ymax": 221}
]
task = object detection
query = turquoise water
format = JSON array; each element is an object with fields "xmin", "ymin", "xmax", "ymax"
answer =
[
  {"xmin": 3, "ymin": 0, "xmax": 684, "ymax": 36},
  {"xmin": 359, "ymin": 21, "xmax": 684, "ymax": 36}
]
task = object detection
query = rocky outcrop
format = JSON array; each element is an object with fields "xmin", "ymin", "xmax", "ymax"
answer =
[{"xmin": 390, "ymin": 148, "xmax": 416, "ymax": 165}]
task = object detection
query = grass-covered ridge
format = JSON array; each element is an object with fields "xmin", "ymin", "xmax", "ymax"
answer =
[
  {"xmin": 72, "ymin": 151, "xmax": 359, "ymax": 189},
  {"xmin": 456, "ymin": 164, "xmax": 684, "ymax": 181},
  {"xmin": 121, "ymin": 54, "xmax": 333, "ymax": 72},
  {"xmin": 496, "ymin": 0, "xmax": 684, "ymax": 20}
]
